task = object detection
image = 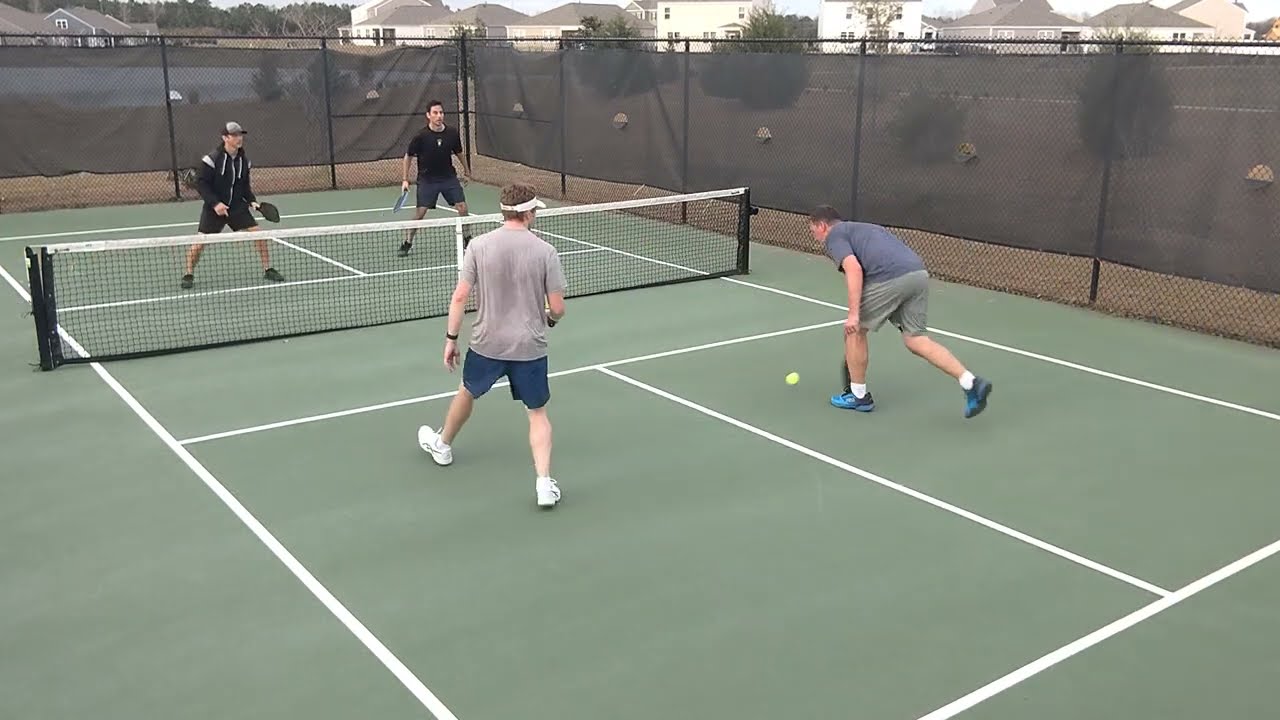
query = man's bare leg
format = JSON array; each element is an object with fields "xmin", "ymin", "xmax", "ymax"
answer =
[
  {"xmin": 440, "ymin": 386, "xmax": 475, "ymax": 445},
  {"xmin": 528, "ymin": 407, "xmax": 552, "ymax": 478},
  {"xmin": 401, "ymin": 206, "xmax": 429, "ymax": 255},
  {"xmin": 902, "ymin": 332, "xmax": 994, "ymax": 418}
]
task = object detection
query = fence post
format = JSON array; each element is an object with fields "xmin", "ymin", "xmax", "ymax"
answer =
[
  {"xmin": 460, "ymin": 34, "xmax": 471, "ymax": 173},
  {"xmin": 681, "ymin": 38, "xmax": 690, "ymax": 224},
  {"xmin": 850, "ymin": 39, "xmax": 867, "ymax": 221},
  {"xmin": 320, "ymin": 37, "xmax": 338, "ymax": 191},
  {"xmin": 557, "ymin": 38, "xmax": 567, "ymax": 198},
  {"xmin": 1089, "ymin": 40, "xmax": 1124, "ymax": 304},
  {"xmin": 159, "ymin": 36, "xmax": 181, "ymax": 201}
]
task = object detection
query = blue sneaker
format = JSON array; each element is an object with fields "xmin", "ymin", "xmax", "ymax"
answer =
[
  {"xmin": 964, "ymin": 377, "xmax": 992, "ymax": 418},
  {"xmin": 831, "ymin": 390, "xmax": 875, "ymax": 412}
]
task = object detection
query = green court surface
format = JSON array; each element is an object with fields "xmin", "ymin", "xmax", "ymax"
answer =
[{"xmin": 2, "ymin": 181, "xmax": 1278, "ymax": 720}]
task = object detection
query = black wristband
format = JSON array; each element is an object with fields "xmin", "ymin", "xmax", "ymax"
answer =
[{"xmin": 446, "ymin": 332, "xmax": 458, "ymax": 341}]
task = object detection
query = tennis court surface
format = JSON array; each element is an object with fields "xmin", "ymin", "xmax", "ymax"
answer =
[{"xmin": 3, "ymin": 180, "xmax": 1279, "ymax": 720}]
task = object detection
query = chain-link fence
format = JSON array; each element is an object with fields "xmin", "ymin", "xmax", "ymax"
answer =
[
  {"xmin": 4, "ymin": 33, "xmax": 1279, "ymax": 346},
  {"xmin": 0, "ymin": 33, "xmax": 460, "ymax": 211}
]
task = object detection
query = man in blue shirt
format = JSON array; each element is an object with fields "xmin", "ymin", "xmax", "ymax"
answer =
[{"xmin": 809, "ymin": 206, "xmax": 992, "ymax": 419}]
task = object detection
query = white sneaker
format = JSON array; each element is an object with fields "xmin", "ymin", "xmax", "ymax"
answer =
[
  {"xmin": 535, "ymin": 477, "xmax": 561, "ymax": 508},
  {"xmin": 417, "ymin": 425, "xmax": 452, "ymax": 466}
]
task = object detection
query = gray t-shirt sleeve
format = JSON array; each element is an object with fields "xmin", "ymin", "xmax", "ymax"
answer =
[
  {"xmin": 823, "ymin": 224, "xmax": 857, "ymax": 273},
  {"xmin": 460, "ymin": 246, "xmax": 478, "ymax": 286},
  {"xmin": 544, "ymin": 247, "xmax": 567, "ymax": 295}
]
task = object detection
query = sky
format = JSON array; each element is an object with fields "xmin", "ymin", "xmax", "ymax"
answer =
[{"xmin": 207, "ymin": 0, "xmax": 1280, "ymax": 22}]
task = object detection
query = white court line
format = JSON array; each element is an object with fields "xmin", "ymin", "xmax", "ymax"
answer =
[
  {"xmin": 595, "ymin": 366, "xmax": 1172, "ymax": 598},
  {"xmin": 530, "ymin": 216, "xmax": 1280, "ymax": 424},
  {"xmin": 0, "ymin": 204, "xmax": 397, "ymax": 243},
  {"xmin": 270, "ymin": 237, "xmax": 367, "ymax": 276},
  {"xmin": 0, "ymin": 262, "xmax": 460, "ymax": 719},
  {"xmin": 178, "ymin": 318, "xmax": 847, "ymax": 445},
  {"xmin": 916, "ymin": 533, "xmax": 1280, "ymax": 720},
  {"xmin": 57, "ymin": 248, "xmax": 607, "ymax": 314}
]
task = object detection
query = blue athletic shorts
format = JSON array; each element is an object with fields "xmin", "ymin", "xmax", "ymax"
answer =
[
  {"xmin": 461, "ymin": 349, "xmax": 550, "ymax": 410},
  {"xmin": 416, "ymin": 176, "xmax": 466, "ymax": 209}
]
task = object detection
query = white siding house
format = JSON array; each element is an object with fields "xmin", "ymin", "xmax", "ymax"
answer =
[
  {"xmin": 816, "ymin": 0, "xmax": 925, "ymax": 50},
  {"xmin": 651, "ymin": 0, "xmax": 769, "ymax": 41}
]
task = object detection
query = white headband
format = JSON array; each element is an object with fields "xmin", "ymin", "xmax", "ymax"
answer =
[{"xmin": 499, "ymin": 197, "xmax": 547, "ymax": 212}]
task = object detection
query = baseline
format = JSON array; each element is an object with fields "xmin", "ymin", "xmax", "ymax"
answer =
[{"xmin": 595, "ymin": 365, "xmax": 1171, "ymax": 597}]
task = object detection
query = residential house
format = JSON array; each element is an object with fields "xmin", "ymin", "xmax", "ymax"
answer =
[
  {"xmin": 44, "ymin": 6, "xmax": 160, "ymax": 46},
  {"xmin": 625, "ymin": 0, "xmax": 659, "ymax": 24},
  {"xmin": 648, "ymin": 0, "xmax": 769, "ymax": 41},
  {"xmin": 507, "ymin": 2, "xmax": 656, "ymax": 48},
  {"xmin": 1150, "ymin": 0, "xmax": 1249, "ymax": 38},
  {"xmin": 939, "ymin": 0, "xmax": 1086, "ymax": 50},
  {"xmin": 817, "ymin": 0, "xmax": 925, "ymax": 51},
  {"xmin": 0, "ymin": 3, "xmax": 55, "ymax": 44},
  {"xmin": 1086, "ymin": 2, "xmax": 1214, "ymax": 45},
  {"xmin": 345, "ymin": 0, "xmax": 453, "ymax": 45},
  {"xmin": 419, "ymin": 3, "xmax": 529, "ymax": 41}
]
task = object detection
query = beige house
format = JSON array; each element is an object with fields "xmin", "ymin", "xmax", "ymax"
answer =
[
  {"xmin": 1087, "ymin": 2, "xmax": 1215, "ymax": 44},
  {"xmin": 1150, "ymin": 0, "xmax": 1249, "ymax": 38},
  {"xmin": 420, "ymin": 3, "xmax": 529, "ymax": 40},
  {"xmin": 508, "ymin": 2, "xmax": 656, "ymax": 47},
  {"xmin": 344, "ymin": 0, "xmax": 453, "ymax": 45}
]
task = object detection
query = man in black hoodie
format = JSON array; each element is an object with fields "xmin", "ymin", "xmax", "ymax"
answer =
[{"xmin": 183, "ymin": 121, "xmax": 284, "ymax": 289}]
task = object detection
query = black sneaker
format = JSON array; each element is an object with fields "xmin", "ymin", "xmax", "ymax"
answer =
[
  {"xmin": 398, "ymin": 240, "xmax": 413, "ymax": 256},
  {"xmin": 264, "ymin": 268, "xmax": 284, "ymax": 282},
  {"xmin": 181, "ymin": 274, "xmax": 194, "ymax": 289}
]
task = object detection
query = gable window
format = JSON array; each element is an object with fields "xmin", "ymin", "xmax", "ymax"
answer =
[
  {"xmin": 738, "ymin": 6, "xmax": 745, "ymax": 19},
  {"xmin": 54, "ymin": 18, "xmax": 68, "ymax": 29},
  {"xmin": 845, "ymin": 6, "xmax": 853, "ymax": 19},
  {"xmin": 664, "ymin": 7, "xmax": 670, "ymax": 18}
]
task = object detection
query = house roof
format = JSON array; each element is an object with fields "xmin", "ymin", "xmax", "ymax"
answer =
[
  {"xmin": 429, "ymin": 3, "xmax": 528, "ymax": 27},
  {"xmin": 0, "ymin": 3, "xmax": 55, "ymax": 32},
  {"xmin": 1087, "ymin": 2, "xmax": 1212, "ymax": 28},
  {"xmin": 358, "ymin": 4, "xmax": 453, "ymax": 26},
  {"xmin": 513, "ymin": 2, "xmax": 651, "ymax": 27},
  {"xmin": 945, "ymin": 0, "xmax": 1083, "ymax": 28},
  {"xmin": 49, "ymin": 6, "xmax": 133, "ymax": 31}
]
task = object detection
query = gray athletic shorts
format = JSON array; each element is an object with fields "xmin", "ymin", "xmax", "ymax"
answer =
[{"xmin": 860, "ymin": 269, "xmax": 930, "ymax": 336}]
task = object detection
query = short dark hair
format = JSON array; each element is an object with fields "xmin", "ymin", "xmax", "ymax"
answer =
[
  {"xmin": 427, "ymin": 100, "xmax": 444, "ymax": 113},
  {"xmin": 808, "ymin": 205, "xmax": 842, "ymax": 225}
]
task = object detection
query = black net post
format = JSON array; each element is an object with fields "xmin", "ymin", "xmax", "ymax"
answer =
[
  {"xmin": 850, "ymin": 39, "xmax": 868, "ymax": 221},
  {"xmin": 1089, "ymin": 40, "xmax": 1125, "ymax": 304},
  {"xmin": 557, "ymin": 38, "xmax": 567, "ymax": 198},
  {"xmin": 681, "ymin": 39, "xmax": 691, "ymax": 224},
  {"xmin": 320, "ymin": 37, "xmax": 338, "ymax": 191},
  {"xmin": 737, "ymin": 188, "xmax": 753, "ymax": 274},
  {"xmin": 25, "ymin": 246, "xmax": 59, "ymax": 371},
  {"xmin": 459, "ymin": 35, "xmax": 472, "ymax": 172},
  {"xmin": 159, "ymin": 36, "xmax": 181, "ymax": 201}
]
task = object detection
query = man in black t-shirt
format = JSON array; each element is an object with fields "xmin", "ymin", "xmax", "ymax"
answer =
[{"xmin": 400, "ymin": 100, "xmax": 471, "ymax": 256}]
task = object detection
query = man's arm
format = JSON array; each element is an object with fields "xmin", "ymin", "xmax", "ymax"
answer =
[
  {"xmin": 195, "ymin": 155, "xmax": 221, "ymax": 208},
  {"xmin": 242, "ymin": 157, "xmax": 257, "ymax": 205},
  {"xmin": 452, "ymin": 130, "xmax": 470, "ymax": 177},
  {"xmin": 402, "ymin": 137, "xmax": 417, "ymax": 188},
  {"xmin": 841, "ymin": 255, "xmax": 863, "ymax": 319},
  {"xmin": 545, "ymin": 251, "xmax": 567, "ymax": 322}
]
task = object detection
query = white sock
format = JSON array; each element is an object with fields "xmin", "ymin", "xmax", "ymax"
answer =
[
  {"xmin": 959, "ymin": 371, "xmax": 975, "ymax": 390},
  {"xmin": 850, "ymin": 383, "xmax": 868, "ymax": 398}
]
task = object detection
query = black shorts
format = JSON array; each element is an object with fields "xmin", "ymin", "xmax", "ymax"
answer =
[
  {"xmin": 198, "ymin": 204, "xmax": 257, "ymax": 234},
  {"xmin": 416, "ymin": 176, "xmax": 466, "ymax": 209}
]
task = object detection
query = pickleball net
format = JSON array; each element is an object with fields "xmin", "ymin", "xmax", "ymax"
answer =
[{"xmin": 24, "ymin": 187, "xmax": 753, "ymax": 369}]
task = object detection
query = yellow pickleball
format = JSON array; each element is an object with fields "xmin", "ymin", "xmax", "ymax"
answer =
[{"xmin": 785, "ymin": 372, "xmax": 799, "ymax": 385}]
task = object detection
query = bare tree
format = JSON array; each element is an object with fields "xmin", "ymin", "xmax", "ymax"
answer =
[{"xmin": 854, "ymin": 0, "xmax": 902, "ymax": 39}]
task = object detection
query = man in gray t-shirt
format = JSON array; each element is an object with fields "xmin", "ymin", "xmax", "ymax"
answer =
[
  {"xmin": 417, "ymin": 183, "xmax": 569, "ymax": 508},
  {"xmin": 809, "ymin": 206, "xmax": 992, "ymax": 419}
]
